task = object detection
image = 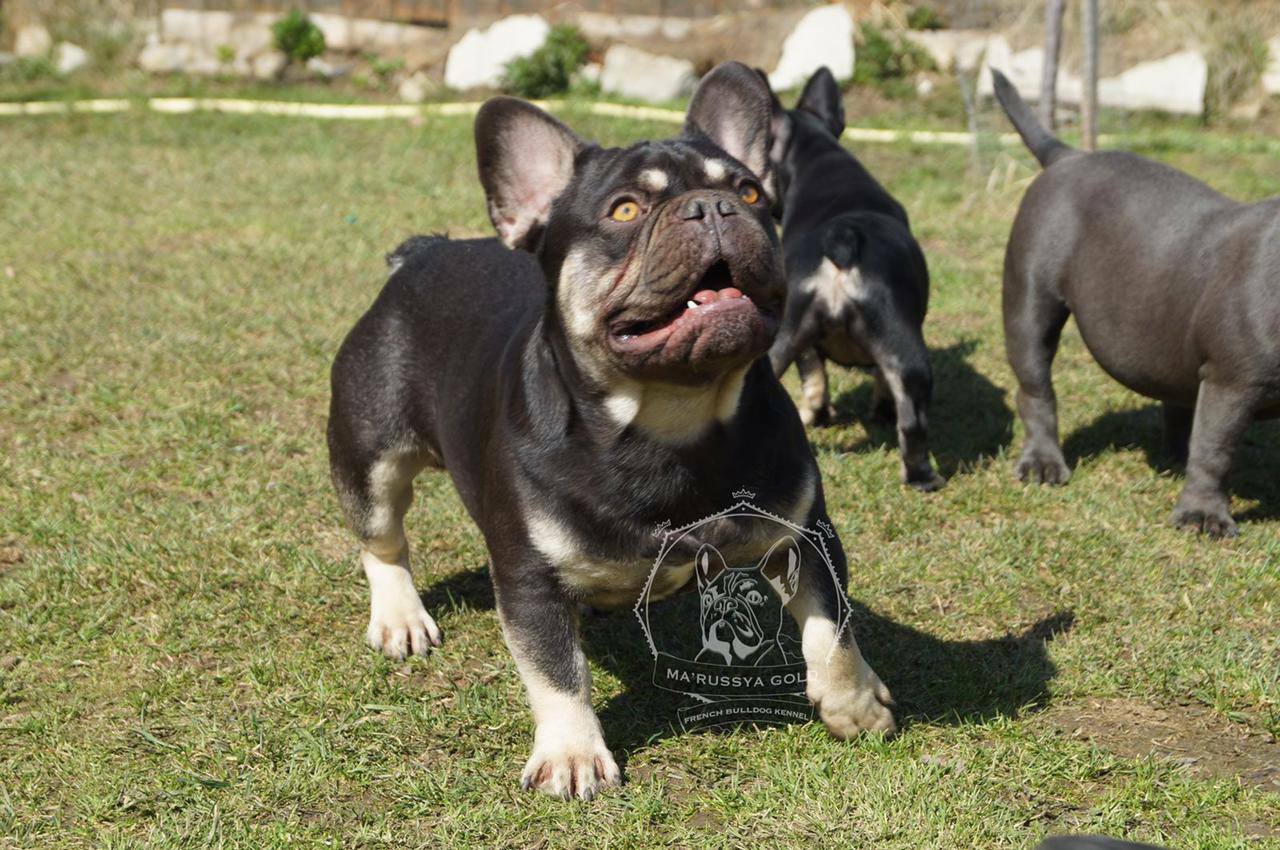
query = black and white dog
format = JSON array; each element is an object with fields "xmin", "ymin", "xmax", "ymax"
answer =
[
  {"xmin": 992, "ymin": 70, "xmax": 1280, "ymax": 537},
  {"xmin": 327, "ymin": 63, "xmax": 894, "ymax": 801},
  {"xmin": 764, "ymin": 67, "xmax": 944, "ymax": 491}
]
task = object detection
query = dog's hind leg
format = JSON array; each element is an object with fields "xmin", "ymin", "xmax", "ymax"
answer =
[
  {"xmin": 330, "ymin": 437, "xmax": 442, "ymax": 659},
  {"xmin": 1004, "ymin": 270, "xmax": 1072, "ymax": 485},
  {"xmin": 796, "ymin": 348, "xmax": 833, "ymax": 426},
  {"xmin": 870, "ymin": 368, "xmax": 894, "ymax": 422},
  {"xmin": 1170, "ymin": 380, "xmax": 1258, "ymax": 538},
  {"xmin": 1162, "ymin": 401, "xmax": 1193, "ymax": 464},
  {"xmin": 857, "ymin": 305, "xmax": 945, "ymax": 491}
]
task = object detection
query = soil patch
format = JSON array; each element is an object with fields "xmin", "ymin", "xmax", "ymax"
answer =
[{"xmin": 1043, "ymin": 697, "xmax": 1279, "ymax": 794}]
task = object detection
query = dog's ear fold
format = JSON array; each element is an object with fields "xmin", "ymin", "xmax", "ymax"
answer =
[
  {"xmin": 759, "ymin": 536, "xmax": 801, "ymax": 602},
  {"xmin": 695, "ymin": 544, "xmax": 727, "ymax": 592},
  {"xmin": 796, "ymin": 66, "xmax": 845, "ymax": 138},
  {"xmin": 685, "ymin": 61, "xmax": 775, "ymax": 183},
  {"xmin": 475, "ymin": 97, "xmax": 585, "ymax": 251}
]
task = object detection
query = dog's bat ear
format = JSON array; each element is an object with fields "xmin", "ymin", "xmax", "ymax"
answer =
[
  {"xmin": 796, "ymin": 66, "xmax": 845, "ymax": 139},
  {"xmin": 475, "ymin": 97, "xmax": 585, "ymax": 251},
  {"xmin": 759, "ymin": 536, "xmax": 801, "ymax": 601},
  {"xmin": 695, "ymin": 544, "xmax": 727, "ymax": 591},
  {"xmin": 685, "ymin": 61, "xmax": 776, "ymax": 188}
]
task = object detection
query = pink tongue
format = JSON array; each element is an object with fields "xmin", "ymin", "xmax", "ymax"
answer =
[{"xmin": 691, "ymin": 287, "xmax": 743, "ymax": 306}]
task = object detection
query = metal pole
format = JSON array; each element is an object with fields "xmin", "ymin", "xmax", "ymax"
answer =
[
  {"xmin": 1081, "ymin": 0, "xmax": 1098, "ymax": 150},
  {"xmin": 1040, "ymin": 0, "xmax": 1065, "ymax": 131}
]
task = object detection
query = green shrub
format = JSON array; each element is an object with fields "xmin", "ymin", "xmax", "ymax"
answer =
[
  {"xmin": 907, "ymin": 6, "xmax": 946, "ymax": 31},
  {"xmin": 1203, "ymin": 14, "xmax": 1269, "ymax": 122},
  {"xmin": 0, "ymin": 56, "xmax": 59, "ymax": 84},
  {"xmin": 500, "ymin": 25, "xmax": 589, "ymax": 98},
  {"xmin": 853, "ymin": 23, "xmax": 936, "ymax": 96},
  {"xmin": 272, "ymin": 10, "xmax": 325, "ymax": 65},
  {"xmin": 368, "ymin": 55, "xmax": 404, "ymax": 85}
]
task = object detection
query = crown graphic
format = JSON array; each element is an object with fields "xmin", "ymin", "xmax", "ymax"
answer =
[
  {"xmin": 731, "ymin": 487, "xmax": 757, "ymax": 501},
  {"xmin": 651, "ymin": 519, "xmax": 672, "ymax": 538},
  {"xmin": 815, "ymin": 519, "xmax": 835, "ymax": 539}
]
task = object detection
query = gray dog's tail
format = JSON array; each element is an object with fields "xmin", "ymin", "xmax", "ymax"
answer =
[{"xmin": 990, "ymin": 70, "xmax": 1071, "ymax": 167}]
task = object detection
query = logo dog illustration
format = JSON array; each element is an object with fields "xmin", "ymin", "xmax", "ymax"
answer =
[{"xmin": 694, "ymin": 536, "xmax": 802, "ymax": 666}]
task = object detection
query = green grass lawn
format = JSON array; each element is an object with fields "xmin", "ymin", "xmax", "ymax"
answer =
[{"xmin": 1, "ymin": 104, "xmax": 1277, "ymax": 849}]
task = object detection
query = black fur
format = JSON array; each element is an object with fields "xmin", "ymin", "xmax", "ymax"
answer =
[
  {"xmin": 764, "ymin": 67, "xmax": 944, "ymax": 490},
  {"xmin": 327, "ymin": 62, "xmax": 887, "ymax": 799}
]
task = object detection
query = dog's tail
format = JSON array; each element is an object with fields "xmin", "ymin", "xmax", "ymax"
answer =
[
  {"xmin": 386, "ymin": 233, "xmax": 448, "ymax": 272},
  {"xmin": 821, "ymin": 218, "xmax": 863, "ymax": 270},
  {"xmin": 990, "ymin": 70, "xmax": 1071, "ymax": 168}
]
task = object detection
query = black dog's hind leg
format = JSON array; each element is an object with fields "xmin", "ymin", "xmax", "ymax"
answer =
[
  {"xmin": 1170, "ymin": 381, "xmax": 1258, "ymax": 538},
  {"xmin": 1162, "ymin": 401, "xmax": 1193, "ymax": 464},
  {"xmin": 858, "ymin": 303, "xmax": 945, "ymax": 491},
  {"xmin": 796, "ymin": 348, "xmax": 833, "ymax": 426},
  {"xmin": 1005, "ymin": 271, "xmax": 1072, "ymax": 485},
  {"xmin": 328, "ymin": 434, "xmax": 443, "ymax": 659}
]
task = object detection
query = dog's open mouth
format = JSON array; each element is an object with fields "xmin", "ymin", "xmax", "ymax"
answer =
[{"xmin": 605, "ymin": 260, "xmax": 778, "ymax": 374}]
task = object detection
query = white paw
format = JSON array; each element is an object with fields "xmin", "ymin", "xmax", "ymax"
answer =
[
  {"xmin": 521, "ymin": 732, "xmax": 621, "ymax": 801},
  {"xmin": 362, "ymin": 549, "xmax": 441, "ymax": 659},
  {"xmin": 810, "ymin": 662, "xmax": 896, "ymax": 738},
  {"xmin": 366, "ymin": 602, "xmax": 441, "ymax": 659}
]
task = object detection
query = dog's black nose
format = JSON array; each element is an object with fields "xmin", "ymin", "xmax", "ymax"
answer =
[
  {"xmin": 679, "ymin": 198, "xmax": 706, "ymax": 220},
  {"xmin": 715, "ymin": 199, "xmax": 738, "ymax": 217}
]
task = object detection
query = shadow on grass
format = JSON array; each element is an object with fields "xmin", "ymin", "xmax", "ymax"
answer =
[
  {"xmin": 1062, "ymin": 406, "xmax": 1280, "ymax": 523},
  {"xmin": 825, "ymin": 340, "xmax": 1013, "ymax": 478},
  {"xmin": 420, "ymin": 565, "xmax": 1073, "ymax": 766},
  {"xmin": 585, "ymin": 600, "xmax": 1074, "ymax": 767}
]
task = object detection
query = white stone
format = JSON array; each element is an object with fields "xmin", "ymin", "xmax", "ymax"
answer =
[
  {"xmin": 252, "ymin": 50, "xmax": 286, "ymax": 81},
  {"xmin": 577, "ymin": 61, "xmax": 602, "ymax": 85},
  {"xmin": 916, "ymin": 77, "xmax": 934, "ymax": 97},
  {"xmin": 228, "ymin": 20, "xmax": 274, "ymax": 60},
  {"xmin": 307, "ymin": 56, "xmax": 345, "ymax": 79},
  {"xmin": 768, "ymin": 4, "xmax": 855, "ymax": 92},
  {"xmin": 443, "ymin": 14, "xmax": 549, "ymax": 91},
  {"xmin": 982, "ymin": 46, "xmax": 1206, "ymax": 117},
  {"xmin": 15, "ymin": 24, "xmax": 52, "ymax": 57},
  {"xmin": 161, "ymin": 8, "xmax": 235, "ymax": 46},
  {"xmin": 600, "ymin": 44, "xmax": 696, "ymax": 104},
  {"xmin": 979, "ymin": 39, "xmax": 1085, "ymax": 103},
  {"xmin": 138, "ymin": 42, "xmax": 191, "ymax": 74},
  {"xmin": 53, "ymin": 42, "xmax": 89, "ymax": 75},
  {"xmin": 310, "ymin": 13, "xmax": 352, "ymax": 52},
  {"xmin": 1097, "ymin": 50, "xmax": 1206, "ymax": 116},
  {"xmin": 187, "ymin": 54, "xmax": 222, "ymax": 75},
  {"xmin": 1265, "ymin": 37, "xmax": 1280, "ymax": 95},
  {"xmin": 576, "ymin": 12, "xmax": 692, "ymax": 42},
  {"xmin": 398, "ymin": 70, "xmax": 435, "ymax": 102},
  {"xmin": 903, "ymin": 29, "xmax": 995, "ymax": 73}
]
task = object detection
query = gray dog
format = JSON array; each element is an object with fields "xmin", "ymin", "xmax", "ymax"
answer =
[{"xmin": 992, "ymin": 70, "xmax": 1279, "ymax": 537}]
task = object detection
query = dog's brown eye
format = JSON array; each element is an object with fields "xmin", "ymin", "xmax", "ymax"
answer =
[
  {"xmin": 610, "ymin": 200, "xmax": 640, "ymax": 222},
  {"xmin": 738, "ymin": 183, "xmax": 761, "ymax": 205}
]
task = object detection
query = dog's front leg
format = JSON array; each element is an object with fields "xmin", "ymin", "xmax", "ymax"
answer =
[
  {"xmin": 495, "ymin": 561, "xmax": 620, "ymax": 800},
  {"xmin": 785, "ymin": 526, "xmax": 895, "ymax": 737}
]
